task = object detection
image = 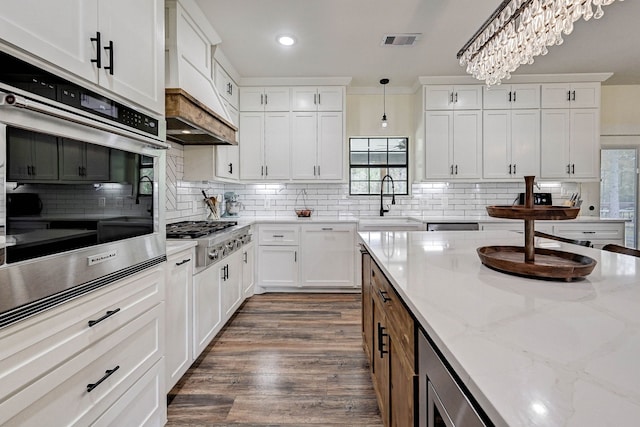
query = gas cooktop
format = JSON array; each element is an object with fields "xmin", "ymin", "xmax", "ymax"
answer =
[{"xmin": 166, "ymin": 220, "xmax": 238, "ymax": 238}]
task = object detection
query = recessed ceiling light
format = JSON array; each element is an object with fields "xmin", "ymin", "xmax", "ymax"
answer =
[{"xmin": 277, "ymin": 35, "xmax": 296, "ymax": 46}]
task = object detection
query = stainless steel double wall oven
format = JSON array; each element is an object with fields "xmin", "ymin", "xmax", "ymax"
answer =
[{"xmin": 0, "ymin": 50, "xmax": 168, "ymax": 328}]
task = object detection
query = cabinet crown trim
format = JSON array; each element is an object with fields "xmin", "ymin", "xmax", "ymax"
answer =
[{"xmin": 418, "ymin": 73, "xmax": 612, "ymax": 85}]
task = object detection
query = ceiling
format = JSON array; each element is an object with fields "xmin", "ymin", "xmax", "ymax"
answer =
[{"xmin": 195, "ymin": 0, "xmax": 640, "ymax": 88}]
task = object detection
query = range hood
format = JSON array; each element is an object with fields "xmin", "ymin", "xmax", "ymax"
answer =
[{"xmin": 165, "ymin": 88, "xmax": 237, "ymax": 145}]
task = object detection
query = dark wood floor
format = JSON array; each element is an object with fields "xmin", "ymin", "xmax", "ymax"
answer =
[{"xmin": 166, "ymin": 293, "xmax": 383, "ymax": 426}]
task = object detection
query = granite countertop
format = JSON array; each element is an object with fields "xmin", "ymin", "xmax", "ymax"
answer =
[{"xmin": 359, "ymin": 230, "xmax": 640, "ymax": 426}]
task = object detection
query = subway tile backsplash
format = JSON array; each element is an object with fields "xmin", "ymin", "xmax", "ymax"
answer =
[{"xmin": 166, "ymin": 142, "xmax": 584, "ymax": 221}]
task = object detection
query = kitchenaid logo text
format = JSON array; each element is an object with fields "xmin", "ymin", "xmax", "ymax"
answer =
[{"xmin": 88, "ymin": 250, "xmax": 118, "ymax": 266}]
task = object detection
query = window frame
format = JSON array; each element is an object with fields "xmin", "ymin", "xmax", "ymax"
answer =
[{"xmin": 348, "ymin": 137, "xmax": 409, "ymax": 196}]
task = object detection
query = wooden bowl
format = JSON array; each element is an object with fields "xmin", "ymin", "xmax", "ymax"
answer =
[
  {"xmin": 477, "ymin": 245, "xmax": 597, "ymax": 281},
  {"xmin": 486, "ymin": 205, "xmax": 580, "ymax": 220}
]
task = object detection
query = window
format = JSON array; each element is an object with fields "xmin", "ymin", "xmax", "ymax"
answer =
[{"xmin": 349, "ymin": 137, "xmax": 408, "ymax": 195}]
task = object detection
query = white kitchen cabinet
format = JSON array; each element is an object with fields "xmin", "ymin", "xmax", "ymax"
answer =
[
  {"xmin": 183, "ymin": 142, "xmax": 240, "ymax": 183},
  {"xmin": 424, "ymin": 110, "xmax": 482, "ymax": 180},
  {"xmin": 541, "ymin": 108, "xmax": 600, "ymax": 179},
  {"xmin": 300, "ymin": 224, "xmax": 356, "ymax": 288},
  {"xmin": 291, "ymin": 111, "xmax": 344, "ymax": 180},
  {"xmin": 0, "ymin": 0, "xmax": 164, "ymax": 114},
  {"xmin": 220, "ymin": 250, "xmax": 243, "ymax": 320},
  {"xmin": 239, "ymin": 87, "xmax": 291, "ymax": 112},
  {"xmin": 480, "ymin": 222, "xmax": 553, "ymax": 234},
  {"xmin": 292, "ymin": 86, "xmax": 344, "ymax": 111},
  {"xmin": 483, "ymin": 84, "xmax": 540, "ymax": 109},
  {"xmin": 552, "ymin": 222, "xmax": 625, "ymax": 249},
  {"xmin": 242, "ymin": 241, "xmax": 256, "ymax": 298},
  {"xmin": 541, "ymin": 82, "xmax": 600, "ymax": 109},
  {"xmin": 7, "ymin": 127, "xmax": 59, "ymax": 181},
  {"xmin": 215, "ymin": 62, "xmax": 239, "ymax": 110},
  {"xmin": 0, "ymin": 266, "xmax": 165, "ymax": 426},
  {"xmin": 165, "ymin": 248, "xmax": 194, "ymax": 393},
  {"xmin": 193, "ymin": 262, "xmax": 222, "ymax": 356},
  {"xmin": 483, "ymin": 109, "xmax": 540, "ymax": 179},
  {"xmin": 258, "ymin": 246, "xmax": 299, "ymax": 288},
  {"xmin": 59, "ymin": 138, "xmax": 110, "ymax": 182},
  {"xmin": 239, "ymin": 112, "xmax": 291, "ymax": 180},
  {"xmin": 424, "ymin": 85, "xmax": 482, "ymax": 110}
]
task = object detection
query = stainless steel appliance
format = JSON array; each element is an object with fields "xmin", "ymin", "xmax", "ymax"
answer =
[
  {"xmin": 517, "ymin": 192, "xmax": 552, "ymax": 205},
  {"xmin": 426, "ymin": 222, "xmax": 479, "ymax": 231},
  {"xmin": 166, "ymin": 221, "xmax": 251, "ymax": 271},
  {"xmin": 0, "ymin": 50, "xmax": 168, "ymax": 328}
]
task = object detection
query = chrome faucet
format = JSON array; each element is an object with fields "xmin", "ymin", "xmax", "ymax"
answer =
[{"xmin": 379, "ymin": 174, "xmax": 396, "ymax": 216}]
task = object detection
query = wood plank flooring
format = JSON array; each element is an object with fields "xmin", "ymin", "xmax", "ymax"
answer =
[{"xmin": 166, "ymin": 293, "xmax": 383, "ymax": 426}]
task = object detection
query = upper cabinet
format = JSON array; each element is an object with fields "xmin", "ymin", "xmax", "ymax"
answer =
[
  {"xmin": 424, "ymin": 85, "xmax": 483, "ymax": 110},
  {"xmin": 541, "ymin": 82, "xmax": 600, "ymax": 109},
  {"xmin": 59, "ymin": 138, "xmax": 110, "ymax": 182},
  {"xmin": 7, "ymin": 128, "xmax": 59, "ymax": 182},
  {"xmin": 214, "ymin": 62, "xmax": 239, "ymax": 111},
  {"xmin": 291, "ymin": 112, "xmax": 343, "ymax": 181},
  {"xmin": 239, "ymin": 87, "xmax": 291, "ymax": 112},
  {"xmin": 483, "ymin": 84, "xmax": 540, "ymax": 109},
  {"xmin": 292, "ymin": 87, "xmax": 344, "ymax": 111},
  {"xmin": 0, "ymin": 0, "xmax": 164, "ymax": 114}
]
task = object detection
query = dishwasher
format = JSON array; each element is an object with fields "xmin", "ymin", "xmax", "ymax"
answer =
[{"xmin": 426, "ymin": 222, "xmax": 479, "ymax": 231}]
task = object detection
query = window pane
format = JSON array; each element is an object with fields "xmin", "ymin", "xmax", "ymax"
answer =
[
  {"xmin": 389, "ymin": 168, "xmax": 407, "ymax": 180},
  {"xmin": 389, "ymin": 138, "xmax": 407, "ymax": 151},
  {"xmin": 351, "ymin": 181, "xmax": 370, "ymax": 194},
  {"xmin": 370, "ymin": 139, "xmax": 388, "ymax": 151},
  {"xmin": 370, "ymin": 181, "xmax": 381, "ymax": 194},
  {"xmin": 395, "ymin": 182, "xmax": 407, "ymax": 194},
  {"xmin": 370, "ymin": 167, "xmax": 385, "ymax": 181},
  {"xmin": 350, "ymin": 152, "xmax": 369, "ymax": 165},
  {"xmin": 369, "ymin": 152, "xmax": 387, "ymax": 165},
  {"xmin": 388, "ymin": 152, "xmax": 407, "ymax": 165},
  {"xmin": 351, "ymin": 167, "xmax": 369, "ymax": 181},
  {"xmin": 351, "ymin": 138, "xmax": 369, "ymax": 151}
]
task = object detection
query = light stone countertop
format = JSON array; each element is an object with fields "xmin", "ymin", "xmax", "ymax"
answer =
[
  {"xmin": 359, "ymin": 230, "xmax": 640, "ymax": 427},
  {"xmin": 166, "ymin": 240, "xmax": 197, "ymax": 256}
]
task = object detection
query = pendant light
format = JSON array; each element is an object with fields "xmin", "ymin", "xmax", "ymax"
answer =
[{"xmin": 380, "ymin": 78, "xmax": 389, "ymax": 128}]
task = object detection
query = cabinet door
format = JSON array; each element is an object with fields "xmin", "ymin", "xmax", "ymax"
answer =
[
  {"xmin": 221, "ymin": 251, "xmax": 242, "ymax": 320},
  {"xmin": 372, "ymin": 301, "xmax": 390, "ymax": 425},
  {"xmin": 165, "ymin": 250, "xmax": 193, "ymax": 392},
  {"xmin": 424, "ymin": 111, "xmax": 453, "ymax": 179},
  {"xmin": 452, "ymin": 111, "xmax": 482, "ymax": 179},
  {"xmin": 570, "ymin": 83, "xmax": 600, "ymax": 108},
  {"xmin": 258, "ymin": 246, "xmax": 298, "ymax": 288},
  {"xmin": 59, "ymin": 139, "xmax": 86, "ymax": 180},
  {"xmin": 263, "ymin": 112, "xmax": 291, "ymax": 180},
  {"xmin": 291, "ymin": 112, "xmax": 318, "ymax": 179},
  {"xmin": 483, "ymin": 86, "xmax": 511, "ymax": 109},
  {"xmin": 483, "ymin": 110, "xmax": 511, "ymax": 179},
  {"xmin": 510, "ymin": 109, "xmax": 540, "ymax": 178},
  {"xmin": 242, "ymin": 243, "xmax": 255, "ymax": 298},
  {"xmin": 263, "ymin": 87, "xmax": 291, "ymax": 111},
  {"xmin": 291, "ymin": 87, "xmax": 318, "ymax": 111},
  {"xmin": 317, "ymin": 112, "xmax": 343, "ymax": 180},
  {"xmin": 511, "ymin": 84, "xmax": 540, "ymax": 108},
  {"xmin": 317, "ymin": 87, "xmax": 343, "ymax": 111},
  {"xmin": 453, "ymin": 85, "xmax": 482, "ymax": 109},
  {"xmin": 362, "ymin": 252, "xmax": 373, "ymax": 363},
  {"xmin": 390, "ymin": 339, "xmax": 416, "ymax": 427},
  {"xmin": 97, "ymin": 0, "xmax": 164, "ymax": 113},
  {"xmin": 570, "ymin": 109, "xmax": 600, "ymax": 179},
  {"xmin": 84, "ymin": 143, "xmax": 110, "ymax": 181},
  {"xmin": 541, "ymin": 84, "xmax": 572, "ymax": 108},
  {"xmin": 193, "ymin": 265, "xmax": 222, "ymax": 356},
  {"xmin": 216, "ymin": 145, "xmax": 240, "ymax": 181},
  {"xmin": 8, "ymin": 129, "xmax": 58, "ymax": 181},
  {"xmin": 300, "ymin": 225, "xmax": 355, "ymax": 287},
  {"xmin": 424, "ymin": 86, "xmax": 453, "ymax": 110},
  {"xmin": 541, "ymin": 109, "xmax": 571, "ymax": 179},
  {"xmin": 239, "ymin": 113, "xmax": 265, "ymax": 180},
  {"xmin": 239, "ymin": 87, "xmax": 266, "ymax": 111},
  {"xmin": 0, "ymin": 0, "xmax": 98, "ymax": 83}
]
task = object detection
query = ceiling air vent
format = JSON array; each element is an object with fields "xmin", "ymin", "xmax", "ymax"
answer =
[{"xmin": 381, "ymin": 33, "xmax": 421, "ymax": 46}]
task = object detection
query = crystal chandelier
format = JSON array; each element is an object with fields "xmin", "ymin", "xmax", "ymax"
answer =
[{"xmin": 457, "ymin": 0, "xmax": 624, "ymax": 86}]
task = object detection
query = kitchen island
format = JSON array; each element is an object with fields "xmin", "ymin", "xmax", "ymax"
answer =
[{"xmin": 359, "ymin": 230, "xmax": 640, "ymax": 426}]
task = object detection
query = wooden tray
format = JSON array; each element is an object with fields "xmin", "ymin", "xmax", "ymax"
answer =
[
  {"xmin": 477, "ymin": 246, "xmax": 597, "ymax": 281},
  {"xmin": 486, "ymin": 205, "xmax": 580, "ymax": 220}
]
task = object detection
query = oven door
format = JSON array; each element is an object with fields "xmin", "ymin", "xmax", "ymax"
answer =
[{"xmin": 0, "ymin": 95, "xmax": 166, "ymax": 328}]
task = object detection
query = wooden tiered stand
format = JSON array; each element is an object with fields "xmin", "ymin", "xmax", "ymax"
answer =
[{"xmin": 477, "ymin": 176, "xmax": 597, "ymax": 281}]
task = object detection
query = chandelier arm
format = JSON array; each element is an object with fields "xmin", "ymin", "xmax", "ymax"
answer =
[{"xmin": 457, "ymin": 0, "xmax": 534, "ymax": 60}]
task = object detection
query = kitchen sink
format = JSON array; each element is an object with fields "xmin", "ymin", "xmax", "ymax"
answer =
[{"xmin": 358, "ymin": 217, "xmax": 426, "ymax": 231}]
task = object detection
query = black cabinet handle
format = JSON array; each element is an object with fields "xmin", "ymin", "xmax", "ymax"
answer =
[
  {"xmin": 509, "ymin": 164, "xmax": 512, "ymax": 174},
  {"xmin": 294, "ymin": 251, "xmax": 297, "ymax": 262},
  {"xmin": 175, "ymin": 258, "xmax": 191, "ymax": 266},
  {"xmin": 566, "ymin": 164, "xmax": 571, "ymax": 174},
  {"xmin": 260, "ymin": 94, "xmax": 264, "ymax": 105},
  {"xmin": 513, "ymin": 91, "xmax": 517, "ymax": 102},
  {"xmin": 450, "ymin": 92, "xmax": 454, "ymax": 103},
  {"xmin": 90, "ymin": 32, "xmax": 102, "ymax": 68},
  {"xmin": 243, "ymin": 251, "xmax": 248, "ymax": 263},
  {"xmin": 508, "ymin": 91, "xmax": 512, "ymax": 102},
  {"xmin": 450, "ymin": 165, "xmax": 454, "ymax": 175},
  {"xmin": 378, "ymin": 289, "xmax": 391, "ymax": 303},
  {"xmin": 228, "ymin": 163, "xmax": 233, "ymax": 174},
  {"xmin": 104, "ymin": 40, "xmax": 114, "ymax": 75},
  {"xmin": 513, "ymin": 164, "xmax": 516, "ymax": 175},
  {"xmin": 321, "ymin": 227, "xmax": 333, "ymax": 231},
  {"xmin": 454, "ymin": 92, "xmax": 458, "ymax": 103},
  {"xmin": 571, "ymin": 164, "xmax": 575, "ymax": 174},
  {"xmin": 86, "ymin": 365, "xmax": 119, "ymax": 393},
  {"xmin": 88, "ymin": 308, "xmax": 121, "ymax": 327},
  {"xmin": 261, "ymin": 165, "xmax": 264, "ymax": 176},
  {"xmin": 272, "ymin": 234, "xmax": 284, "ymax": 238},
  {"xmin": 455, "ymin": 165, "xmax": 458, "ymax": 175},
  {"xmin": 567, "ymin": 91, "xmax": 572, "ymax": 101},
  {"xmin": 571, "ymin": 90, "xmax": 576, "ymax": 101},
  {"xmin": 265, "ymin": 165, "xmax": 268, "ymax": 176},
  {"xmin": 377, "ymin": 323, "xmax": 388, "ymax": 358}
]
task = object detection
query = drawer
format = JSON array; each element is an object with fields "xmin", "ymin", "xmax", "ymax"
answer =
[
  {"xmin": 1, "ymin": 303, "xmax": 163, "ymax": 426},
  {"xmin": 371, "ymin": 262, "xmax": 414, "ymax": 359},
  {"xmin": 258, "ymin": 225, "xmax": 299, "ymax": 245},
  {"xmin": 553, "ymin": 222, "xmax": 624, "ymax": 241},
  {"xmin": 0, "ymin": 267, "xmax": 164, "ymax": 406}
]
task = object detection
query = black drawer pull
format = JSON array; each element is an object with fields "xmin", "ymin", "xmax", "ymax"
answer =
[
  {"xmin": 272, "ymin": 234, "xmax": 284, "ymax": 238},
  {"xmin": 377, "ymin": 323, "xmax": 388, "ymax": 358},
  {"xmin": 378, "ymin": 289, "xmax": 391, "ymax": 303},
  {"xmin": 88, "ymin": 308, "xmax": 121, "ymax": 327},
  {"xmin": 175, "ymin": 258, "xmax": 191, "ymax": 266},
  {"xmin": 86, "ymin": 365, "xmax": 119, "ymax": 393}
]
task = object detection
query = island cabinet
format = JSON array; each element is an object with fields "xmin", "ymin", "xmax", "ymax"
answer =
[{"xmin": 363, "ymin": 254, "xmax": 417, "ymax": 427}]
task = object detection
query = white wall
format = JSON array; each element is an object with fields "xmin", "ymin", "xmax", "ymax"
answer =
[{"xmin": 601, "ymin": 85, "xmax": 640, "ymax": 137}]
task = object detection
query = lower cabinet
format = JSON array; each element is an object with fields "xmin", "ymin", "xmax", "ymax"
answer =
[
  {"xmin": 242, "ymin": 241, "xmax": 256, "ymax": 298},
  {"xmin": 257, "ymin": 223, "xmax": 357, "ymax": 291},
  {"xmin": 365, "ymin": 254, "xmax": 417, "ymax": 426},
  {"xmin": 220, "ymin": 250, "xmax": 243, "ymax": 319},
  {"xmin": 0, "ymin": 266, "xmax": 166, "ymax": 426},
  {"xmin": 193, "ymin": 261, "xmax": 222, "ymax": 356}
]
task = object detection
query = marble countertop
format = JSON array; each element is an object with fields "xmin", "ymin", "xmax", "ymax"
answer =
[
  {"xmin": 166, "ymin": 240, "xmax": 197, "ymax": 256},
  {"xmin": 359, "ymin": 230, "xmax": 640, "ymax": 426}
]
